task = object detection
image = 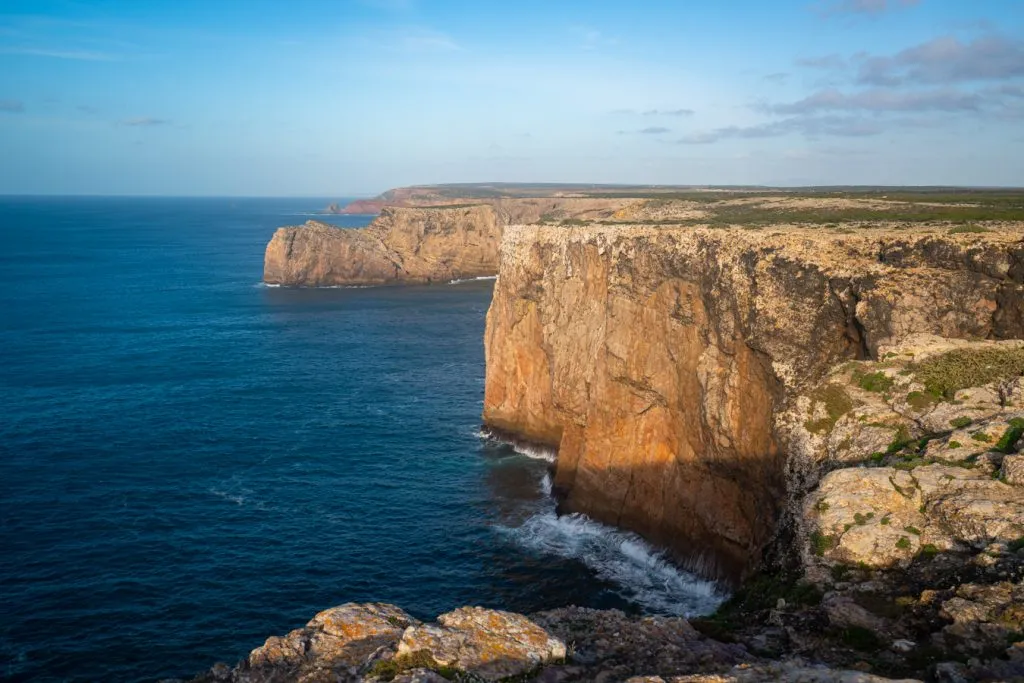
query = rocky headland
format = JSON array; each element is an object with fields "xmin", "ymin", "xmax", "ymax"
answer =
[{"xmin": 224, "ymin": 188, "xmax": 1024, "ymax": 682}]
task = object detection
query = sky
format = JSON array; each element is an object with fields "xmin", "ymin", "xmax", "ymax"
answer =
[{"xmin": 0, "ymin": 0, "xmax": 1022, "ymax": 195}]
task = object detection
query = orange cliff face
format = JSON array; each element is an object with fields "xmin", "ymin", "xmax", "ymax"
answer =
[
  {"xmin": 263, "ymin": 205, "xmax": 502, "ymax": 286},
  {"xmin": 483, "ymin": 224, "xmax": 1024, "ymax": 581}
]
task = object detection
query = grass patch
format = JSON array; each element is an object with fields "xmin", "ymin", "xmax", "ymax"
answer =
[
  {"xmin": 559, "ymin": 218, "xmax": 588, "ymax": 226},
  {"xmin": 811, "ymin": 531, "xmax": 839, "ymax": 556},
  {"xmin": 365, "ymin": 651, "xmax": 459, "ymax": 681},
  {"xmin": 948, "ymin": 441, "xmax": 962, "ymax": 449},
  {"xmin": 915, "ymin": 347, "xmax": 1024, "ymax": 399},
  {"xmin": 904, "ymin": 526, "xmax": 922, "ymax": 535},
  {"xmin": 857, "ymin": 371, "xmax": 894, "ymax": 393},
  {"xmin": 948, "ymin": 224, "xmax": 992, "ymax": 234},
  {"xmin": 804, "ymin": 384, "xmax": 854, "ymax": 435},
  {"xmin": 896, "ymin": 536, "xmax": 912, "ymax": 550},
  {"xmin": 919, "ymin": 543, "xmax": 940, "ymax": 559},
  {"xmin": 972, "ymin": 431, "xmax": 993, "ymax": 443},
  {"xmin": 995, "ymin": 418, "xmax": 1024, "ymax": 453},
  {"xmin": 950, "ymin": 416, "xmax": 973, "ymax": 429}
]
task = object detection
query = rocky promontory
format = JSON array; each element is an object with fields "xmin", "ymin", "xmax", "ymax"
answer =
[{"xmin": 263, "ymin": 205, "xmax": 502, "ymax": 287}]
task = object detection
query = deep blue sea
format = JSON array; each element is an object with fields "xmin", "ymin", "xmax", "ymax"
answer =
[{"xmin": 0, "ymin": 197, "xmax": 722, "ymax": 682}]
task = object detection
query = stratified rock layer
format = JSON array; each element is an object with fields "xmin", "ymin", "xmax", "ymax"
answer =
[
  {"xmin": 263, "ymin": 206, "xmax": 502, "ymax": 286},
  {"xmin": 482, "ymin": 224, "xmax": 1024, "ymax": 580}
]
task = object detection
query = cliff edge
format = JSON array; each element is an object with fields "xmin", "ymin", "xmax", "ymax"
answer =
[{"xmin": 483, "ymin": 222, "xmax": 1024, "ymax": 581}]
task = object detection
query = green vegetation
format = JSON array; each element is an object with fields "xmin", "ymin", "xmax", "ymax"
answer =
[
  {"xmin": 559, "ymin": 218, "xmax": 588, "ymax": 226},
  {"xmin": 811, "ymin": 531, "xmax": 839, "ymax": 556},
  {"xmin": 816, "ymin": 499, "xmax": 831, "ymax": 512},
  {"xmin": 854, "ymin": 512, "xmax": 875, "ymax": 526},
  {"xmin": 904, "ymin": 526, "xmax": 922, "ymax": 536},
  {"xmin": 995, "ymin": 418, "xmax": 1024, "ymax": 453},
  {"xmin": 950, "ymin": 416, "xmax": 973, "ymax": 429},
  {"xmin": 691, "ymin": 572, "xmax": 822, "ymax": 642},
  {"xmin": 853, "ymin": 369, "xmax": 894, "ymax": 393},
  {"xmin": 915, "ymin": 347, "xmax": 1024, "ymax": 399},
  {"xmin": 948, "ymin": 441, "xmax": 963, "ymax": 449},
  {"xmin": 365, "ymin": 651, "xmax": 459, "ymax": 681},
  {"xmin": 1008, "ymin": 537, "xmax": 1024, "ymax": 552},
  {"xmin": 972, "ymin": 431, "xmax": 993, "ymax": 443},
  {"xmin": 804, "ymin": 384, "xmax": 855, "ymax": 435},
  {"xmin": 896, "ymin": 536, "xmax": 912, "ymax": 550},
  {"xmin": 919, "ymin": 543, "xmax": 940, "ymax": 559}
]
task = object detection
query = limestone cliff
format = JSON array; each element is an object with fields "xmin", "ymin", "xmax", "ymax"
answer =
[
  {"xmin": 263, "ymin": 205, "xmax": 502, "ymax": 286},
  {"xmin": 482, "ymin": 224, "xmax": 1024, "ymax": 581}
]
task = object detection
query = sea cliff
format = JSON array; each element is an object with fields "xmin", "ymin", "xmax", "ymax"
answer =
[
  {"xmin": 264, "ymin": 205, "xmax": 502, "ymax": 286},
  {"xmin": 482, "ymin": 223, "xmax": 1024, "ymax": 581}
]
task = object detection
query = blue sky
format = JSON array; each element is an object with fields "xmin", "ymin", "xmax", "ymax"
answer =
[{"xmin": 0, "ymin": 0, "xmax": 1021, "ymax": 195}]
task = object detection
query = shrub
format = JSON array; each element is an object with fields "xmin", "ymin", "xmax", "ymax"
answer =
[
  {"xmin": 995, "ymin": 419, "xmax": 1024, "ymax": 453},
  {"xmin": 904, "ymin": 526, "xmax": 922, "ymax": 535},
  {"xmin": 858, "ymin": 371, "xmax": 894, "ymax": 393},
  {"xmin": 811, "ymin": 531, "xmax": 839, "ymax": 556},
  {"xmin": 948, "ymin": 441, "xmax": 963, "ymax": 449},
  {"xmin": 972, "ymin": 431, "xmax": 993, "ymax": 443},
  {"xmin": 948, "ymin": 224, "xmax": 992, "ymax": 234},
  {"xmin": 915, "ymin": 347, "xmax": 1024, "ymax": 399},
  {"xmin": 950, "ymin": 416, "xmax": 973, "ymax": 429},
  {"xmin": 896, "ymin": 536, "xmax": 912, "ymax": 550}
]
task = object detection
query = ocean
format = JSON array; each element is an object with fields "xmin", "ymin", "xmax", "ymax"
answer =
[{"xmin": 0, "ymin": 197, "xmax": 722, "ymax": 682}]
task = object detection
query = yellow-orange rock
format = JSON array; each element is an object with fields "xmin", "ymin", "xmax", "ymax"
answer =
[
  {"xmin": 483, "ymin": 224, "xmax": 1024, "ymax": 580},
  {"xmin": 263, "ymin": 206, "xmax": 502, "ymax": 286}
]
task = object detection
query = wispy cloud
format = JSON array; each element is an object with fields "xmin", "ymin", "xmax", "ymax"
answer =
[
  {"xmin": 816, "ymin": 0, "xmax": 920, "ymax": 17},
  {"xmin": 677, "ymin": 115, "xmax": 885, "ymax": 144},
  {"xmin": 616, "ymin": 126, "xmax": 672, "ymax": 135},
  {"xmin": 642, "ymin": 108, "xmax": 694, "ymax": 116},
  {"xmin": 0, "ymin": 99, "xmax": 24, "ymax": 113},
  {"xmin": 764, "ymin": 73, "xmax": 789, "ymax": 83},
  {"xmin": 767, "ymin": 87, "xmax": 983, "ymax": 114},
  {"xmin": 119, "ymin": 117, "xmax": 169, "ymax": 126},
  {"xmin": 855, "ymin": 34, "xmax": 1024, "ymax": 86},
  {"xmin": 0, "ymin": 46, "xmax": 119, "ymax": 61}
]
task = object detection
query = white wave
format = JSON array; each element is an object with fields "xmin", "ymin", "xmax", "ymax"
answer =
[
  {"xmin": 496, "ymin": 510, "xmax": 725, "ymax": 617},
  {"xmin": 540, "ymin": 472, "xmax": 553, "ymax": 496},
  {"xmin": 477, "ymin": 427, "xmax": 557, "ymax": 463},
  {"xmin": 254, "ymin": 282, "xmax": 281, "ymax": 288},
  {"xmin": 448, "ymin": 275, "xmax": 498, "ymax": 285}
]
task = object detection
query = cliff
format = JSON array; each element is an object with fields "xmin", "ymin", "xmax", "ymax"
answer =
[
  {"xmin": 263, "ymin": 205, "xmax": 502, "ymax": 287},
  {"xmin": 263, "ymin": 198, "xmax": 631, "ymax": 287},
  {"xmin": 483, "ymin": 223, "xmax": 1024, "ymax": 581}
]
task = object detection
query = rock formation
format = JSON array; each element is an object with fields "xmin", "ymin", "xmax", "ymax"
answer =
[
  {"xmin": 263, "ymin": 206, "xmax": 502, "ymax": 287},
  {"xmin": 482, "ymin": 224, "xmax": 1024, "ymax": 581}
]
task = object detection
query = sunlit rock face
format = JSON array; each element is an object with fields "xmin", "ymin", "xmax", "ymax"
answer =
[
  {"xmin": 483, "ymin": 224, "xmax": 1024, "ymax": 581},
  {"xmin": 263, "ymin": 205, "xmax": 503, "ymax": 287}
]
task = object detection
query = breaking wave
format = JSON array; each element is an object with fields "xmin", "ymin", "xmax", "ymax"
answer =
[
  {"xmin": 495, "ymin": 506, "xmax": 725, "ymax": 617},
  {"xmin": 448, "ymin": 275, "xmax": 498, "ymax": 285},
  {"xmin": 477, "ymin": 427, "xmax": 557, "ymax": 463}
]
